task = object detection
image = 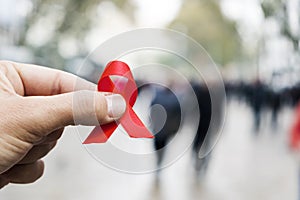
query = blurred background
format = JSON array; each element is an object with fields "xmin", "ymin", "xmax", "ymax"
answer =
[{"xmin": 0, "ymin": 0, "xmax": 300, "ymax": 199}]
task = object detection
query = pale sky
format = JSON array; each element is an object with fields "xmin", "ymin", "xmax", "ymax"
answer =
[{"xmin": 132, "ymin": 0, "xmax": 182, "ymax": 27}]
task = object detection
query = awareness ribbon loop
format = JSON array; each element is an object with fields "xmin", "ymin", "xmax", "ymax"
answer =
[{"xmin": 83, "ymin": 61, "xmax": 154, "ymax": 144}]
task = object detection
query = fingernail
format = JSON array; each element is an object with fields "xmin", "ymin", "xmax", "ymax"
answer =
[{"xmin": 105, "ymin": 94, "xmax": 126, "ymax": 119}]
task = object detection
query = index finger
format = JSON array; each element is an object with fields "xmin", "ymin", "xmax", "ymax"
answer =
[{"xmin": 13, "ymin": 62, "xmax": 97, "ymax": 96}]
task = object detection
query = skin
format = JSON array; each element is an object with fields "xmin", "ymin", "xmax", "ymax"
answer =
[{"xmin": 0, "ymin": 61, "xmax": 124, "ymax": 188}]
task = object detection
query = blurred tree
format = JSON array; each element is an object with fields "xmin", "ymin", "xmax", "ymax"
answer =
[
  {"xmin": 169, "ymin": 0, "xmax": 241, "ymax": 66},
  {"xmin": 18, "ymin": 0, "xmax": 134, "ymax": 69},
  {"xmin": 261, "ymin": 0, "xmax": 299, "ymax": 50}
]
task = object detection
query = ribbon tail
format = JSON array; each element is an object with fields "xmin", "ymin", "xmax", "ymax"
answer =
[
  {"xmin": 120, "ymin": 107, "xmax": 154, "ymax": 139},
  {"xmin": 83, "ymin": 122, "xmax": 118, "ymax": 144}
]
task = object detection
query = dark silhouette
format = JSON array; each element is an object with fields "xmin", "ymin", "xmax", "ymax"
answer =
[
  {"xmin": 150, "ymin": 85, "xmax": 181, "ymax": 168},
  {"xmin": 225, "ymin": 80, "xmax": 300, "ymax": 133},
  {"xmin": 248, "ymin": 80, "xmax": 266, "ymax": 132},
  {"xmin": 148, "ymin": 82, "xmax": 214, "ymax": 178}
]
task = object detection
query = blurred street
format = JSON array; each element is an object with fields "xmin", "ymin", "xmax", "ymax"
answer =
[
  {"xmin": 0, "ymin": 99, "xmax": 298, "ymax": 200},
  {"xmin": 0, "ymin": 0, "xmax": 299, "ymax": 199}
]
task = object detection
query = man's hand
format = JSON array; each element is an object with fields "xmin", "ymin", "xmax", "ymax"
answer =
[{"xmin": 0, "ymin": 61, "xmax": 126, "ymax": 188}]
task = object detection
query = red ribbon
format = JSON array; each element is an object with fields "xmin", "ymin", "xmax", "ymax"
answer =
[{"xmin": 83, "ymin": 61, "xmax": 154, "ymax": 144}]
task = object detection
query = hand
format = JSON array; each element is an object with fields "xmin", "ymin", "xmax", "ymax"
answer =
[{"xmin": 0, "ymin": 61, "xmax": 126, "ymax": 188}]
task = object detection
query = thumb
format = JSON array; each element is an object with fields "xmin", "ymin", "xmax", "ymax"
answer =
[{"xmin": 22, "ymin": 90, "xmax": 126, "ymax": 135}]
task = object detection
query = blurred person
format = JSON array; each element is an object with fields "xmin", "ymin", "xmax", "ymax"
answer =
[
  {"xmin": 290, "ymin": 103, "xmax": 300, "ymax": 150},
  {"xmin": 150, "ymin": 84, "xmax": 181, "ymax": 180},
  {"xmin": 0, "ymin": 61, "xmax": 126, "ymax": 189},
  {"xmin": 190, "ymin": 81, "xmax": 212, "ymax": 175},
  {"xmin": 149, "ymin": 81, "xmax": 214, "ymax": 181},
  {"xmin": 269, "ymin": 90, "xmax": 282, "ymax": 129},
  {"xmin": 246, "ymin": 79, "xmax": 266, "ymax": 133},
  {"xmin": 289, "ymin": 102, "xmax": 300, "ymax": 200}
]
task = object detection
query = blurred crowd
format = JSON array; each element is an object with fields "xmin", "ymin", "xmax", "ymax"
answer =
[{"xmin": 226, "ymin": 80, "xmax": 300, "ymax": 132}]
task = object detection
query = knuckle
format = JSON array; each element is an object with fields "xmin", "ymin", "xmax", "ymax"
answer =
[
  {"xmin": 95, "ymin": 93, "xmax": 108, "ymax": 121},
  {"xmin": 73, "ymin": 90, "xmax": 108, "ymax": 125}
]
